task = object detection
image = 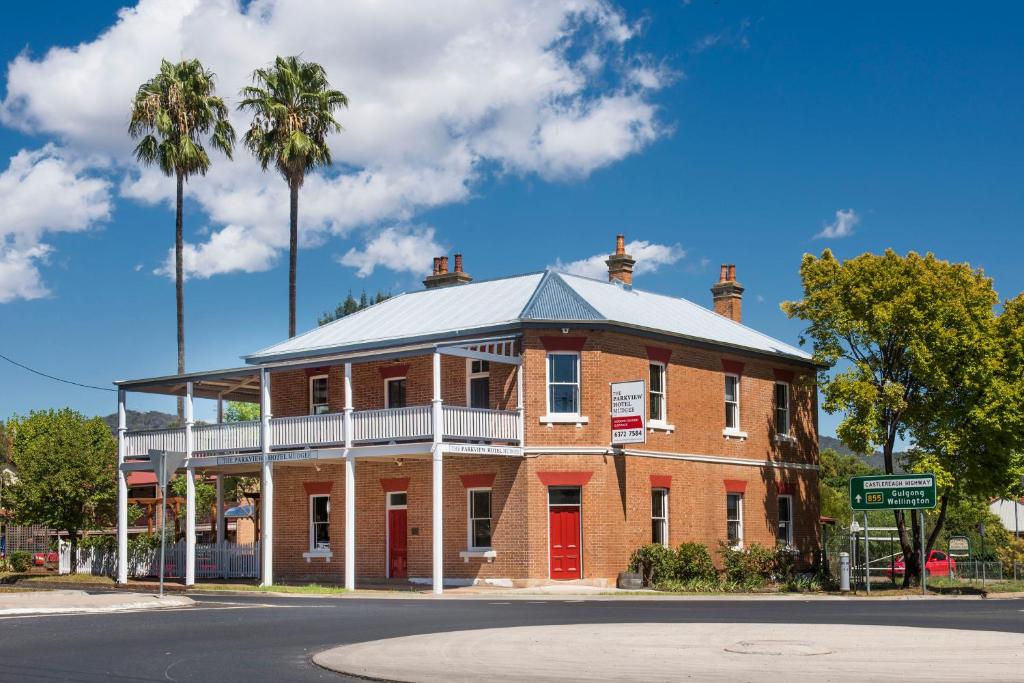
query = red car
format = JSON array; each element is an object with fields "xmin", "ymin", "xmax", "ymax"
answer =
[{"xmin": 888, "ymin": 550, "xmax": 956, "ymax": 579}]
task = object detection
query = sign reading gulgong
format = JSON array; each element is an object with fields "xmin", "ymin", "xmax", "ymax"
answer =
[{"xmin": 849, "ymin": 473, "xmax": 937, "ymax": 511}]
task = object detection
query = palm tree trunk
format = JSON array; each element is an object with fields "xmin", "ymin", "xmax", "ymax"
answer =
[
  {"xmin": 288, "ymin": 179, "xmax": 299, "ymax": 338},
  {"xmin": 175, "ymin": 172, "xmax": 186, "ymax": 421}
]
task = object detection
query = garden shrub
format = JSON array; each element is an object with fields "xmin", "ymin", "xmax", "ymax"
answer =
[
  {"xmin": 676, "ymin": 542, "xmax": 717, "ymax": 582},
  {"xmin": 78, "ymin": 535, "xmax": 116, "ymax": 551},
  {"xmin": 718, "ymin": 542, "xmax": 776, "ymax": 586},
  {"xmin": 9, "ymin": 551, "xmax": 31, "ymax": 573},
  {"xmin": 629, "ymin": 544, "xmax": 679, "ymax": 586}
]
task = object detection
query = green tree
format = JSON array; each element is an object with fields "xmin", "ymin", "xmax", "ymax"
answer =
[
  {"xmin": 239, "ymin": 55, "xmax": 348, "ymax": 338},
  {"xmin": 170, "ymin": 473, "xmax": 216, "ymax": 528},
  {"xmin": 5, "ymin": 410, "xmax": 117, "ymax": 573},
  {"xmin": 129, "ymin": 59, "xmax": 236, "ymax": 419},
  {"xmin": 319, "ymin": 289, "xmax": 390, "ymax": 326},
  {"xmin": 221, "ymin": 402, "xmax": 262, "ymax": 539},
  {"xmin": 224, "ymin": 401, "xmax": 261, "ymax": 423},
  {"xmin": 783, "ymin": 249, "xmax": 1016, "ymax": 585}
]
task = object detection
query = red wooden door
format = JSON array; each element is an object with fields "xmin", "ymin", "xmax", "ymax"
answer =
[
  {"xmin": 549, "ymin": 505, "xmax": 581, "ymax": 579},
  {"xmin": 388, "ymin": 508, "xmax": 408, "ymax": 579}
]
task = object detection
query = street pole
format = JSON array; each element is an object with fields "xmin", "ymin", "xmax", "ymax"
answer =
[
  {"xmin": 864, "ymin": 512, "xmax": 870, "ymax": 595},
  {"xmin": 919, "ymin": 510, "xmax": 926, "ymax": 596},
  {"xmin": 1015, "ymin": 495, "xmax": 1020, "ymax": 582},
  {"xmin": 158, "ymin": 459, "xmax": 166, "ymax": 599}
]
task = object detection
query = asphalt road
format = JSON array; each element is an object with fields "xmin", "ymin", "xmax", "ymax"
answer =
[{"xmin": 0, "ymin": 594, "xmax": 1021, "ymax": 682}]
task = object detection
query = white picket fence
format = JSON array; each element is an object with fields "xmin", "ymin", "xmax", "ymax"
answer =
[{"xmin": 59, "ymin": 540, "xmax": 259, "ymax": 579}]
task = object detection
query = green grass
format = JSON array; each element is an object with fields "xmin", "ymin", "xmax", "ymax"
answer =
[
  {"xmin": 189, "ymin": 582, "xmax": 348, "ymax": 595},
  {"xmin": 926, "ymin": 577, "xmax": 1024, "ymax": 594},
  {"xmin": 11, "ymin": 573, "xmax": 115, "ymax": 585}
]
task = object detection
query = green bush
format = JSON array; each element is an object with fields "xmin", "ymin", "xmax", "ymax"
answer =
[
  {"xmin": 629, "ymin": 544, "xmax": 679, "ymax": 586},
  {"xmin": 9, "ymin": 551, "xmax": 31, "ymax": 572},
  {"xmin": 655, "ymin": 577, "xmax": 723, "ymax": 593},
  {"xmin": 718, "ymin": 542, "xmax": 777, "ymax": 586},
  {"xmin": 676, "ymin": 542, "xmax": 717, "ymax": 582},
  {"xmin": 78, "ymin": 535, "xmax": 116, "ymax": 551}
]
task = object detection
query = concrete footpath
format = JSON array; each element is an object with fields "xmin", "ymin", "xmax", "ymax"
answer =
[
  {"xmin": 0, "ymin": 590, "xmax": 193, "ymax": 615},
  {"xmin": 314, "ymin": 622, "xmax": 1024, "ymax": 682}
]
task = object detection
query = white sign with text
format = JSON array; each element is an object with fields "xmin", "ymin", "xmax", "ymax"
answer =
[{"xmin": 610, "ymin": 379, "xmax": 646, "ymax": 445}]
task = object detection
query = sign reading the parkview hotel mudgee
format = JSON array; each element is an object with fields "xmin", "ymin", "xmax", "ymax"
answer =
[
  {"xmin": 610, "ymin": 379, "xmax": 646, "ymax": 445},
  {"xmin": 849, "ymin": 473, "xmax": 937, "ymax": 511}
]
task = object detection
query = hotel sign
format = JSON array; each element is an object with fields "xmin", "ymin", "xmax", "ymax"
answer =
[
  {"xmin": 611, "ymin": 379, "xmax": 646, "ymax": 445},
  {"xmin": 211, "ymin": 450, "xmax": 324, "ymax": 467},
  {"xmin": 849, "ymin": 473, "xmax": 937, "ymax": 511},
  {"xmin": 445, "ymin": 444, "xmax": 523, "ymax": 457}
]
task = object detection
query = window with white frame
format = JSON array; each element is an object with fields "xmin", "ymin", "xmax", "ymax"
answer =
[
  {"xmin": 775, "ymin": 382, "xmax": 791, "ymax": 437},
  {"xmin": 385, "ymin": 377, "xmax": 407, "ymax": 409},
  {"xmin": 651, "ymin": 488, "xmax": 668, "ymax": 546},
  {"xmin": 309, "ymin": 495, "xmax": 330, "ymax": 551},
  {"xmin": 468, "ymin": 489, "xmax": 492, "ymax": 549},
  {"xmin": 467, "ymin": 359, "xmax": 490, "ymax": 409},
  {"xmin": 310, "ymin": 375, "xmax": 329, "ymax": 415},
  {"xmin": 649, "ymin": 362, "xmax": 666, "ymax": 423},
  {"xmin": 547, "ymin": 352, "xmax": 580, "ymax": 415},
  {"xmin": 726, "ymin": 493, "xmax": 743, "ymax": 547},
  {"xmin": 724, "ymin": 374, "xmax": 740, "ymax": 431},
  {"xmin": 777, "ymin": 495, "xmax": 793, "ymax": 545}
]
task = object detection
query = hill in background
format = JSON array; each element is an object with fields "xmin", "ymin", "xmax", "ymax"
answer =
[{"xmin": 101, "ymin": 410, "xmax": 179, "ymax": 434}]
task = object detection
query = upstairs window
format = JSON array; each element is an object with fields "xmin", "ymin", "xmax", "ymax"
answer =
[
  {"xmin": 468, "ymin": 489, "xmax": 492, "ymax": 549},
  {"xmin": 775, "ymin": 382, "xmax": 791, "ymax": 437},
  {"xmin": 309, "ymin": 495, "xmax": 330, "ymax": 551},
  {"xmin": 649, "ymin": 362, "xmax": 666, "ymax": 423},
  {"xmin": 385, "ymin": 377, "xmax": 407, "ymax": 409},
  {"xmin": 724, "ymin": 374, "xmax": 740, "ymax": 431},
  {"xmin": 547, "ymin": 353, "xmax": 580, "ymax": 415},
  {"xmin": 651, "ymin": 488, "xmax": 668, "ymax": 546},
  {"xmin": 468, "ymin": 359, "xmax": 490, "ymax": 409},
  {"xmin": 309, "ymin": 375, "xmax": 329, "ymax": 415}
]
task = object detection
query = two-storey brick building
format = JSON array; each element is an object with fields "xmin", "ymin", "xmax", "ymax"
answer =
[{"xmin": 114, "ymin": 236, "xmax": 819, "ymax": 591}]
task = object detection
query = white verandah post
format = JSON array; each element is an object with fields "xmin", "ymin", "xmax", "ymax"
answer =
[
  {"xmin": 185, "ymin": 381, "xmax": 196, "ymax": 586},
  {"xmin": 516, "ymin": 358, "xmax": 525, "ymax": 446},
  {"xmin": 215, "ymin": 399, "xmax": 226, "ymax": 577},
  {"xmin": 116, "ymin": 390, "xmax": 128, "ymax": 584},
  {"xmin": 260, "ymin": 368, "xmax": 274, "ymax": 587},
  {"xmin": 344, "ymin": 362, "xmax": 355, "ymax": 591},
  {"xmin": 431, "ymin": 351, "xmax": 444, "ymax": 595}
]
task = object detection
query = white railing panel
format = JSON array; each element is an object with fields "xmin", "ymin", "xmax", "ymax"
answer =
[
  {"xmin": 353, "ymin": 406, "xmax": 433, "ymax": 443},
  {"xmin": 194, "ymin": 421, "xmax": 260, "ymax": 453},
  {"xmin": 60, "ymin": 540, "xmax": 259, "ymax": 579},
  {"xmin": 443, "ymin": 406, "xmax": 520, "ymax": 442},
  {"xmin": 271, "ymin": 413, "xmax": 345, "ymax": 449},
  {"xmin": 124, "ymin": 428, "xmax": 186, "ymax": 457}
]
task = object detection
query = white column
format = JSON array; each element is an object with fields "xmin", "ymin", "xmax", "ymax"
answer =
[
  {"xmin": 344, "ymin": 362, "xmax": 356, "ymax": 591},
  {"xmin": 260, "ymin": 368, "xmax": 274, "ymax": 587},
  {"xmin": 116, "ymin": 390, "xmax": 128, "ymax": 585},
  {"xmin": 516, "ymin": 359, "xmax": 525, "ymax": 446},
  {"xmin": 215, "ymin": 475, "xmax": 225, "ymax": 545},
  {"xmin": 431, "ymin": 351, "xmax": 444, "ymax": 594},
  {"xmin": 184, "ymin": 381, "xmax": 196, "ymax": 586}
]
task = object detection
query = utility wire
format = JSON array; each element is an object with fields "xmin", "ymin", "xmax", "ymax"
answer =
[{"xmin": 0, "ymin": 352, "xmax": 116, "ymax": 392}]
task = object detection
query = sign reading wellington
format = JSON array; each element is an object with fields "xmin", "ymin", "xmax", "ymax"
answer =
[
  {"xmin": 849, "ymin": 473, "xmax": 937, "ymax": 511},
  {"xmin": 611, "ymin": 380, "xmax": 646, "ymax": 445}
]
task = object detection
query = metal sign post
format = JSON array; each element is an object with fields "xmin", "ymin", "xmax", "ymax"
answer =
[
  {"xmin": 148, "ymin": 449, "xmax": 186, "ymax": 598},
  {"xmin": 863, "ymin": 512, "xmax": 870, "ymax": 594},
  {"xmin": 919, "ymin": 510, "xmax": 926, "ymax": 596}
]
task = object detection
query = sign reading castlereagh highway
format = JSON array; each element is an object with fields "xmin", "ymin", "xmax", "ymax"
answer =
[{"xmin": 849, "ymin": 473, "xmax": 937, "ymax": 511}]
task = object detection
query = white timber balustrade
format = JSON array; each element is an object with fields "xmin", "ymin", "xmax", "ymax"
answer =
[
  {"xmin": 185, "ymin": 381, "xmax": 196, "ymax": 586},
  {"xmin": 116, "ymin": 390, "xmax": 128, "ymax": 585},
  {"xmin": 193, "ymin": 420, "xmax": 259, "ymax": 452},
  {"xmin": 260, "ymin": 368, "xmax": 273, "ymax": 587},
  {"xmin": 125, "ymin": 428, "xmax": 186, "ymax": 457},
  {"xmin": 431, "ymin": 351, "xmax": 444, "ymax": 594},
  {"xmin": 442, "ymin": 406, "xmax": 520, "ymax": 442},
  {"xmin": 271, "ymin": 412, "xmax": 345, "ymax": 449},
  {"xmin": 344, "ymin": 362, "xmax": 355, "ymax": 592},
  {"xmin": 352, "ymin": 406, "xmax": 432, "ymax": 442}
]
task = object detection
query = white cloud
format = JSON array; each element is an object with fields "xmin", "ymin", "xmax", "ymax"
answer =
[
  {"xmin": 0, "ymin": 145, "xmax": 112, "ymax": 301},
  {"xmin": 1, "ymin": 0, "xmax": 668, "ymax": 280},
  {"xmin": 553, "ymin": 239, "xmax": 685, "ymax": 279},
  {"xmin": 691, "ymin": 18, "xmax": 752, "ymax": 54},
  {"xmin": 339, "ymin": 225, "xmax": 443, "ymax": 278},
  {"xmin": 815, "ymin": 208, "xmax": 859, "ymax": 239}
]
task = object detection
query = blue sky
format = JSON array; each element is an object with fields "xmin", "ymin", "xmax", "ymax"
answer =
[{"xmin": 0, "ymin": 1, "xmax": 1021, "ymax": 434}]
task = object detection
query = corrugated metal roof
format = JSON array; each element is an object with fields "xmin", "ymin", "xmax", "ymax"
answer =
[{"xmin": 245, "ymin": 269, "xmax": 812, "ymax": 363}]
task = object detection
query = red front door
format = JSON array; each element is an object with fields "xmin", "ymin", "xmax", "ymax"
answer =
[
  {"xmin": 549, "ymin": 505, "xmax": 581, "ymax": 579},
  {"xmin": 388, "ymin": 508, "xmax": 408, "ymax": 579}
]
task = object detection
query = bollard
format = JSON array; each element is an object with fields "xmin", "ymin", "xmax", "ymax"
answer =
[{"xmin": 839, "ymin": 552, "xmax": 851, "ymax": 593}]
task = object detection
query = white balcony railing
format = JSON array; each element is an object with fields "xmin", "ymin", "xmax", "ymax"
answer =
[
  {"xmin": 443, "ymin": 405, "xmax": 519, "ymax": 442},
  {"xmin": 123, "ymin": 404, "xmax": 519, "ymax": 458},
  {"xmin": 352, "ymin": 405, "xmax": 432, "ymax": 443}
]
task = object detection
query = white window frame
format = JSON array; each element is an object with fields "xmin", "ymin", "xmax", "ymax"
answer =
[
  {"xmin": 777, "ymin": 494, "xmax": 794, "ymax": 545},
  {"xmin": 774, "ymin": 381, "xmax": 793, "ymax": 441},
  {"xmin": 467, "ymin": 488, "xmax": 493, "ymax": 551},
  {"xmin": 722, "ymin": 373, "xmax": 746, "ymax": 438},
  {"xmin": 466, "ymin": 359, "xmax": 491, "ymax": 409},
  {"xmin": 384, "ymin": 376, "xmax": 407, "ymax": 409},
  {"xmin": 727, "ymin": 492, "xmax": 744, "ymax": 548},
  {"xmin": 651, "ymin": 488, "xmax": 669, "ymax": 547},
  {"xmin": 304, "ymin": 494, "xmax": 331, "ymax": 560},
  {"xmin": 649, "ymin": 361, "xmax": 666, "ymax": 423},
  {"xmin": 309, "ymin": 374, "xmax": 329, "ymax": 415},
  {"xmin": 541, "ymin": 352, "xmax": 588, "ymax": 424}
]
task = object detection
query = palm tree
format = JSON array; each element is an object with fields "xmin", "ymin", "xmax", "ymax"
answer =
[
  {"xmin": 129, "ymin": 59, "xmax": 235, "ymax": 419},
  {"xmin": 238, "ymin": 56, "xmax": 348, "ymax": 338}
]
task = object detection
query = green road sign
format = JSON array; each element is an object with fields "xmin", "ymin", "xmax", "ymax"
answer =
[{"xmin": 849, "ymin": 473, "xmax": 937, "ymax": 511}]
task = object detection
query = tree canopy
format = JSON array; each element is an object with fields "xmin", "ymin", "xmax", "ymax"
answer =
[{"xmin": 318, "ymin": 289, "xmax": 391, "ymax": 326}]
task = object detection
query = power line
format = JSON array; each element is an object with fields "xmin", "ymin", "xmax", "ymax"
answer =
[{"xmin": 0, "ymin": 352, "xmax": 116, "ymax": 392}]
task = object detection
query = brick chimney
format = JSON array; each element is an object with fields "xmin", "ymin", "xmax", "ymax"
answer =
[
  {"xmin": 711, "ymin": 264, "xmax": 744, "ymax": 322},
  {"xmin": 605, "ymin": 234, "xmax": 636, "ymax": 286},
  {"xmin": 423, "ymin": 253, "xmax": 473, "ymax": 289}
]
